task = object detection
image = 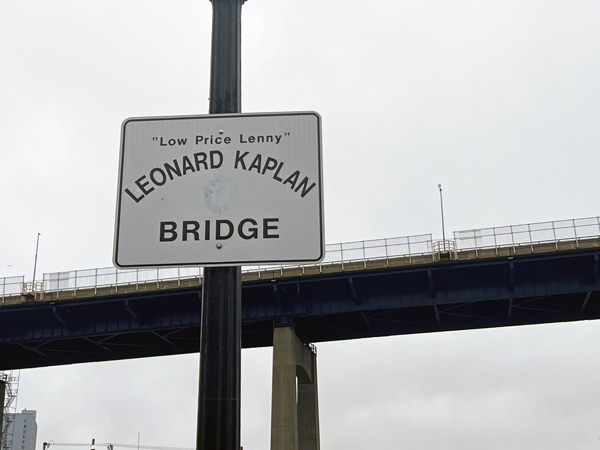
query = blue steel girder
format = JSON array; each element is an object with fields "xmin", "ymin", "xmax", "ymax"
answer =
[{"xmin": 0, "ymin": 247, "xmax": 598, "ymax": 370}]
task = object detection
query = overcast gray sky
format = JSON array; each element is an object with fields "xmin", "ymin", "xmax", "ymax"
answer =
[{"xmin": 1, "ymin": 0, "xmax": 600, "ymax": 449}]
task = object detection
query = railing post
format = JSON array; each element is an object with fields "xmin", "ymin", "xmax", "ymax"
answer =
[
  {"xmin": 493, "ymin": 228, "xmax": 498, "ymax": 255},
  {"xmin": 510, "ymin": 226, "xmax": 515, "ymax": 254},
  {"xmin": 385, "ymin": 238, "xmax": 390, "ymax": 267},
  {"xmin": 573, "ymin": 219, "xmax": 579, "ymax": 248},
  {"xmin": 552, "ymin": 221, "xmax": 558, "ymax": 250},
  {"xmin": 528, "ymin": 224, "xmax": 533, "ymax": 252},
  {"xmin": 470, "ymin": 231, "xmax": 479, "ymax": 258}
]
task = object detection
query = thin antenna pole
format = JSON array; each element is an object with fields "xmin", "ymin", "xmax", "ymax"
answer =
[
  {"xmin": 137, "ymin": 433, "xmax": 140, "ymax": 450},
  {"xmin": 32, "ymin": 233, "xmax": 41, "ymax": 284},
  {"xmin": 438, "ymin": 185, "xmax": 446, "ymax": 251}
]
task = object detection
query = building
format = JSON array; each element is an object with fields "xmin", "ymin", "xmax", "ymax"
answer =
[{"xmin": 3, "ymin": 410, "xmax": 37, "ymax": 450}]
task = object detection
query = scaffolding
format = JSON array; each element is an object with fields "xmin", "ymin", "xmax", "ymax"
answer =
[{"xmin": 1, "ymin": 371, "xmax": 20, "ymax": 450}]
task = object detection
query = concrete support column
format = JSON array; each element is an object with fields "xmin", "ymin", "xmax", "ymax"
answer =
[
  {"xmin": 298, "ymin": 369, "xmax": 319, "ymax": 450},
  {"xmin": 271, "ymin": 326, "xmax": 319, "ymax": 450},
  {"xmin": 271, "ymin": 327, "xmax": 299, "ymax": 450}
]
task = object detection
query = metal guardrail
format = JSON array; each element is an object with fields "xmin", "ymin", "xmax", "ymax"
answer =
[
  {"xmin": 246, "ymin": 233, "xmax": 433, "ymax": 274},
  {"xmin": 454, "ymin": 216, "xmax": 600, "ymax": 253},
  {"xmin": 0, "ymin": 276, "xmax": 24, "ymax": 300},
  {"xmin": 2, "ymin": 216, "xmax": 599, "ymax": 300},
  {"xmin": 38, "ymin": 233, "xmax": 434, "ymax": 294},
  {"xmin": 21, "ymin": 281, "xmax": 44, "ymax": 300},
  {"xmin": 43, "ymin": 266, "xmax": 204, "ymax": 294}
]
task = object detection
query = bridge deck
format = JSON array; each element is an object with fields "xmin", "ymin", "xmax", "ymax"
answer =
[
  {"xmin": 2, "ymin": 237, "xmax": 597, "ymax": 305},
  {"xmin": 0, "ymin": 237, "xmax": 598, "ymax": 370}
]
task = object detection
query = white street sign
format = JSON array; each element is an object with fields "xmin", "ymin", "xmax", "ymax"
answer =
[{"xmin": 113, "ymin": 112, "xmax": 324, "ymax": 268}]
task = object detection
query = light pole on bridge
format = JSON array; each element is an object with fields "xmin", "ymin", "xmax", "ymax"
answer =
[{"xmin": 438, "ymin": 184, "xmax": 447, "ymax": 250}]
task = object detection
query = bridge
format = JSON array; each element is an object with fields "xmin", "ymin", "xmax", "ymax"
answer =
[{"xmin": 0, "ymin": 216, "xmax": 598, "ymax": 371}]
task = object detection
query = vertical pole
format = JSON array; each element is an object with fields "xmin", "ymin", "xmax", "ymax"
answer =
[
  {"xmin": 438, "ymin": 184, "xmax": 446, "ymax": 251},
  {"xmin": 197, "ymin": 1, "xmax": 244, "ymax": 450},
  {"xmin": 32, "ymin": 233, "xmax": 41, "ymax": 285},
  {"xmin": 209, "ymin": 0, "xmax": 243, "ymax": 115},
  {"xmin": 198, "ymin": 266, "xmax": 242, "ymax": 450}
]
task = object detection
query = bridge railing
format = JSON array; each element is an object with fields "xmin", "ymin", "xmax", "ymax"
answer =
[
  {"xmin": 453, "ymin": 216, "xmax": 600, "ymax": 252},
  {"xmin": 0, "ymin": 276, "xmax": 25, "ymax": 301},
  {"xmin": 6, "ymin": 216, "xmax": 600, "ymax": 298},
  {"xmin": 244, "ymin": 233, "xmax": 433, "ymax": 274},
  {"xmin": 39, "ymin": 233, "xmax": 434, "ymax": 294},
  {"xmin": 42, "ymin": 267, "xmax": 204, "ymax": 293}
]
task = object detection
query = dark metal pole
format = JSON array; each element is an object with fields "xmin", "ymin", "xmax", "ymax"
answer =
[
  {"xmin": 208, "ymin": 0, "xmax": 244, "ymax": 115},
  {"xmin": 197, "ymin": 1, "xmax": 244, "ymax": 449}
]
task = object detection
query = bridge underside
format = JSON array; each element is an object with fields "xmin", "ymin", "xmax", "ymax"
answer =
[{"xmin": 0, "ymin": 246, "xmax": 598, "ymax": 370}]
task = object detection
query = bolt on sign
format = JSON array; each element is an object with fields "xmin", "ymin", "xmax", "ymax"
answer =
[{"xmin": 113, "ymin": 111, "xmax": 324, "ymax": 268}]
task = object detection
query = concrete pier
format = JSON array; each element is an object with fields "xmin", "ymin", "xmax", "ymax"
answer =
[{"xmin": 271, "ymin": 326, "xmax": 320, "ymax": 450}]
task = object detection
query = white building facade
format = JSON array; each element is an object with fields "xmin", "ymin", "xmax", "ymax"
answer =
[{"xmin": 7, "ymin": 410, "xmax": 37, "ymax": 450}]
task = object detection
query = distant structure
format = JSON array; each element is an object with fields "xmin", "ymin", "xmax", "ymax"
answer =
[
  {"xmin": 0, "ymin": 374, "xmax": 35, "ymax": 450},
  {"xmin": 8, "ymin": 410, "xmax": 37, "ymax": 450},
  {"xmin": 1, "ymin": 371, "xmax": 20, "ymax": 450}
]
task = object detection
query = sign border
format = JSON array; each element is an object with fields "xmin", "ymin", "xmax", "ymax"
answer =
[{"xmin": 113, "ymin": 111, "xmax": 324, "ymax": 268}]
